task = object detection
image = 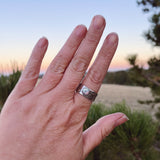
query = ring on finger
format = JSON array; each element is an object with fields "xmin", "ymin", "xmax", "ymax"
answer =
[{"xmin": 76, "ymin": 84, "xmax": 97, "ymax": 102}]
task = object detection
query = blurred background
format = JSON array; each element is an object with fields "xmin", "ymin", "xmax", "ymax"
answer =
[
  {"xmin": 0, "ymin": 0, "xmax": 160, "ymax": 160},
  {"xmin": 0, "ymin": 0, "xmax": 159, "ymax": 72}
]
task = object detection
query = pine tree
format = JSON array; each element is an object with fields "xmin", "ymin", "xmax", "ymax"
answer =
[{"xmin": 137, "ymin": 0, "xmax": 160, "ymax": 46}]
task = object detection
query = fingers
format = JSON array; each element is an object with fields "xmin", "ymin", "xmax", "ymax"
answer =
[
  {"xmin": 13, "ymin": 37, "xmax": 48, "ymax": 97},
  {"xmin": 83, "ymin": 113, "xmax": 129, "ymax": 158},
  {"xmin": 36, "ymin": 25, "xmax": 87, "ymax": 93},
  {"xmin": 58, "ymin": 15, "xmax": 106, "ymax": 96},
  {"xmin": 75, "ymin": 33, "xmax": 118, "ymax": 105}
]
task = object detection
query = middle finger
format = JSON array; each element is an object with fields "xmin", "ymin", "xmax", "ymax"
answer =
[{"xmin": 59, "ymin": 15, "xmax": 106, "ymax": 96}]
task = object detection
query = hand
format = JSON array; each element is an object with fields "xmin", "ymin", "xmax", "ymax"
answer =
[{"xmin": 0, "ymin": 15, "xmax": 128, "ymax": 160}]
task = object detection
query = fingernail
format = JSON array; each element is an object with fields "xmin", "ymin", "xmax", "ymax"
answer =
[
  {"xmin": 115, "ymin": 114, "xmax": 129, "ymax": 127},
  {"xmin": 75, "ymin": 25, "xmax": 87, "ymax": 37},
  {"xmin": 122, "ymin": 115, "xmax": 129, "ymax": 121},
  {"xmin": 93, "ymin": 15, "xmax": 105, "ymax": 30},
  {"xmin": 38, "ymin": 37, "xmax": 48, "ymax": 48},
  {"xmin": 109, "ymin": 33, "xmax": 118, "ymax": 44}
]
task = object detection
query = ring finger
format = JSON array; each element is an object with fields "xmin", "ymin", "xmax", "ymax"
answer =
[{"xmin": 75, "ymin": 33, "xmax": 119, "ymax": 105}]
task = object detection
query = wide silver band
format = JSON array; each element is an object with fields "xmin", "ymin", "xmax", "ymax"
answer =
[{"xmin": 76, "ymin": 84, "xmax": 97, "ymax": 102}]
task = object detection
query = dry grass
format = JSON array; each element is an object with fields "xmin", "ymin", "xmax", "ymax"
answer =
[{"xmin": 94, "ymin": 84, "xmax": 159, "ymax": 118}]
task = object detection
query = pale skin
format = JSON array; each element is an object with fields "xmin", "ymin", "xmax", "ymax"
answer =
[{"xmin": 0, "ymin": 15, "xmax": 128, "ymax": 160}]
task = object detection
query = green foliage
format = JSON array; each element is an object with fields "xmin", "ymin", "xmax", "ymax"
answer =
[
  {"xmin": 155, "ymin": 107, "xmax": 160, "ymax": 120},
  {"xmin": 127, "ymin": 54, "xmax": 138, "ymax": 67},
  {"xmin": 126, "ymin": 54, "xmax": 160, "ymax": 144},
  {"xmin": 85, "ymin": 103, "xmax": 159, "ymax": 160},
  {"xmin": 103, "ymin": 69, "xmax": 149, "ymax": 87},
  {"xmin": 147, "ymin": 56, "xmax": 160, "ymax": 96},
  {"xmin": 128, "ymin": 69, "xmax": 149, "ymax": 87},
  {"xmin": 150, "ymin": 84, "xmax": 160, "ymax": 96},
  {"xmin": 133, "ymin": 0, "xmax": 160, "ymax": 97},
  {"xmin": 103, "ymin": 54, "xmax": 151, "ymax": 87},
  {"xmin": 0, "ymin": 69, "xmax": 21, "ymax": 108},
  {"xmin": 126, "ymin": 54, "xmax": 160, "ymax": 95},
  {"xmin": 137, "ymin": 0, "xmax": 160, "ymax": 46},
  {"xmin": 148, "ymin": 56, "xmax": 160, "ymax": 72},
  {"xmin": 103, "ymin": 71, "xmax": 133, "ymax": 85}
]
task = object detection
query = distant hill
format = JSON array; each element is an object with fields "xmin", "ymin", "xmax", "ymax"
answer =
[{"xmin": 103, "ymin": 70, "xmax": 149, "ymax": 87}]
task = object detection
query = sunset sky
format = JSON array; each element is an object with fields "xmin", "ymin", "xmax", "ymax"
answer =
[{"xmin": 0, "ymin": 0, "xmax": 159, "ymax": 73}]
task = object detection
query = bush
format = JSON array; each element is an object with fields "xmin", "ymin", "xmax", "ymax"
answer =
[
  {"xmin": 85, "ymin": 103, "xmax": 159, "ymax": 160},
  {"xmin": 103, "ymin": 70, "xmax": 150, "ymax": 87},
  {"xmin": 103, "ymin": 71, "xmax": 133, "ymax": 85},
  {"xmin": 0, "ymin": 69, "xmax": 21, "ymax": 109}
]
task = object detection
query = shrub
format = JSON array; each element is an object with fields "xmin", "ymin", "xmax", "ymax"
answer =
[
  {"xmin": 0, "ymin": 69, "xmax": 21, "ymax": 109},
  {"xmin": 85, "ymin": 103, "xmax": 159, "ymax": 160},
  {"xmin": 103, "ymin": 71, "xmax": 133, "ymax": 85}
]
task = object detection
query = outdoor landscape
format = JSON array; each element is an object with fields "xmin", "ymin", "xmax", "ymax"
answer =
[
  {"xmin": 95, "ymin": 84, "xmax": 156, "ymax": 115},
  {"xmin": 0, "ymin": 0, "xmax": 160, "ymax": 160}
]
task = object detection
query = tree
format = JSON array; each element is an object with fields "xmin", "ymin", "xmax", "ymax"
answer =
[
  {"xmin": 137, "ymin": 0, "xmax": 160, "ymax": 46},
  {"xmin": 125, "ymin": 1, "xmax": 160, "ymax": 113},
  {"xmin": 126, "ymin": 0, "xmax": 160, "ymax": 99},
  {"xmin": 127, "ymin": 54, "xmax": 160, "ymax": 96}
]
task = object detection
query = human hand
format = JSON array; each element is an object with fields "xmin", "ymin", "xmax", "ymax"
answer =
[{"xmin": 0, "ymin": 15, "xmax": 128, "ymax": 160}]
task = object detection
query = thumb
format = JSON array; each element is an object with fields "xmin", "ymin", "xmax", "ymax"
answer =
[{"xmin": 82, "ymin": 112, "xmax": 129, "ymax": 158}]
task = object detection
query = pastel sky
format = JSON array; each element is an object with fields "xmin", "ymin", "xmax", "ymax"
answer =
[{"xmin": 0, "ymin": 0, "xmax": 159, "ymax": 73}]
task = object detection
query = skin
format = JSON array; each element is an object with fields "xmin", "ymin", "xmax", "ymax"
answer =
[{"xmin": 0, "ymin": 15, "xmax": 128, "ymax": 160}]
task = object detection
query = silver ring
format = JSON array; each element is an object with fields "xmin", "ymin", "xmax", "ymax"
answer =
[{"xmin": 76, "ymin": 84, "xmax": 97, "ymax": 102}]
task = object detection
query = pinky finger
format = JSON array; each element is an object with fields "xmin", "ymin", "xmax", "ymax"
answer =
[{"xmin": 13, "ymin": 37, "xmax": 48, "ymax": 98}]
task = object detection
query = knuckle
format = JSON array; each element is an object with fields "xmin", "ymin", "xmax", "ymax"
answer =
[
  {"xmin": 100, "ymin": 127, "xmax": 108, "ymax": 140},
  {"xmin": 101, "ymin": 49, "xmax": 113, "ymax": 60},
  {"xmin": 16, "ymin": 77, "xmax": 36, "ymax": 94},
  {"xmin": 86, "ymin": 33, "xmax": 98, "ymax": 45},
  {"xmin": 70, "ymin": 107, "xmax": 88, "ymax": 126},
  {"xmin": 3, "ymin": 98, "xmax": 31, "ymax": 115},
  {"xmin": 23, "ymin": 66, "xmax": 39, "ymax": 79},
  {"xmin": 52, "ymin": 62, "xmax": 66, "ymax": 74},
  {"xmin": 96, "ymin": 119, "xmax": 109, "ymax": 140},
  {"xmin": 71, "ymin": 56, "xmax": 87, "ymax": 72},
  {"xmin": 96, "ymin": 117, "xmax": 114, "ymax": 139},
  {"xmin": 67, "ymin": 41, "xmax": 77, "ymax": 50},
  {"xmin": 3, "ymin": 99, "xmax": 21, "ymax": 115},
  {"xmin": 50, "ymin": 57, "xmax": 67, "ymax": 74},
  {"xmin": 88, "ymin": 69, "xmax": 102, "ymax": 85}
]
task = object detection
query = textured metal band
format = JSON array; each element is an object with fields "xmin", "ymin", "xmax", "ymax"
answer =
[{"xmin": 76, "ymin": 84, "xmax": 97, "ymax": 102}]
